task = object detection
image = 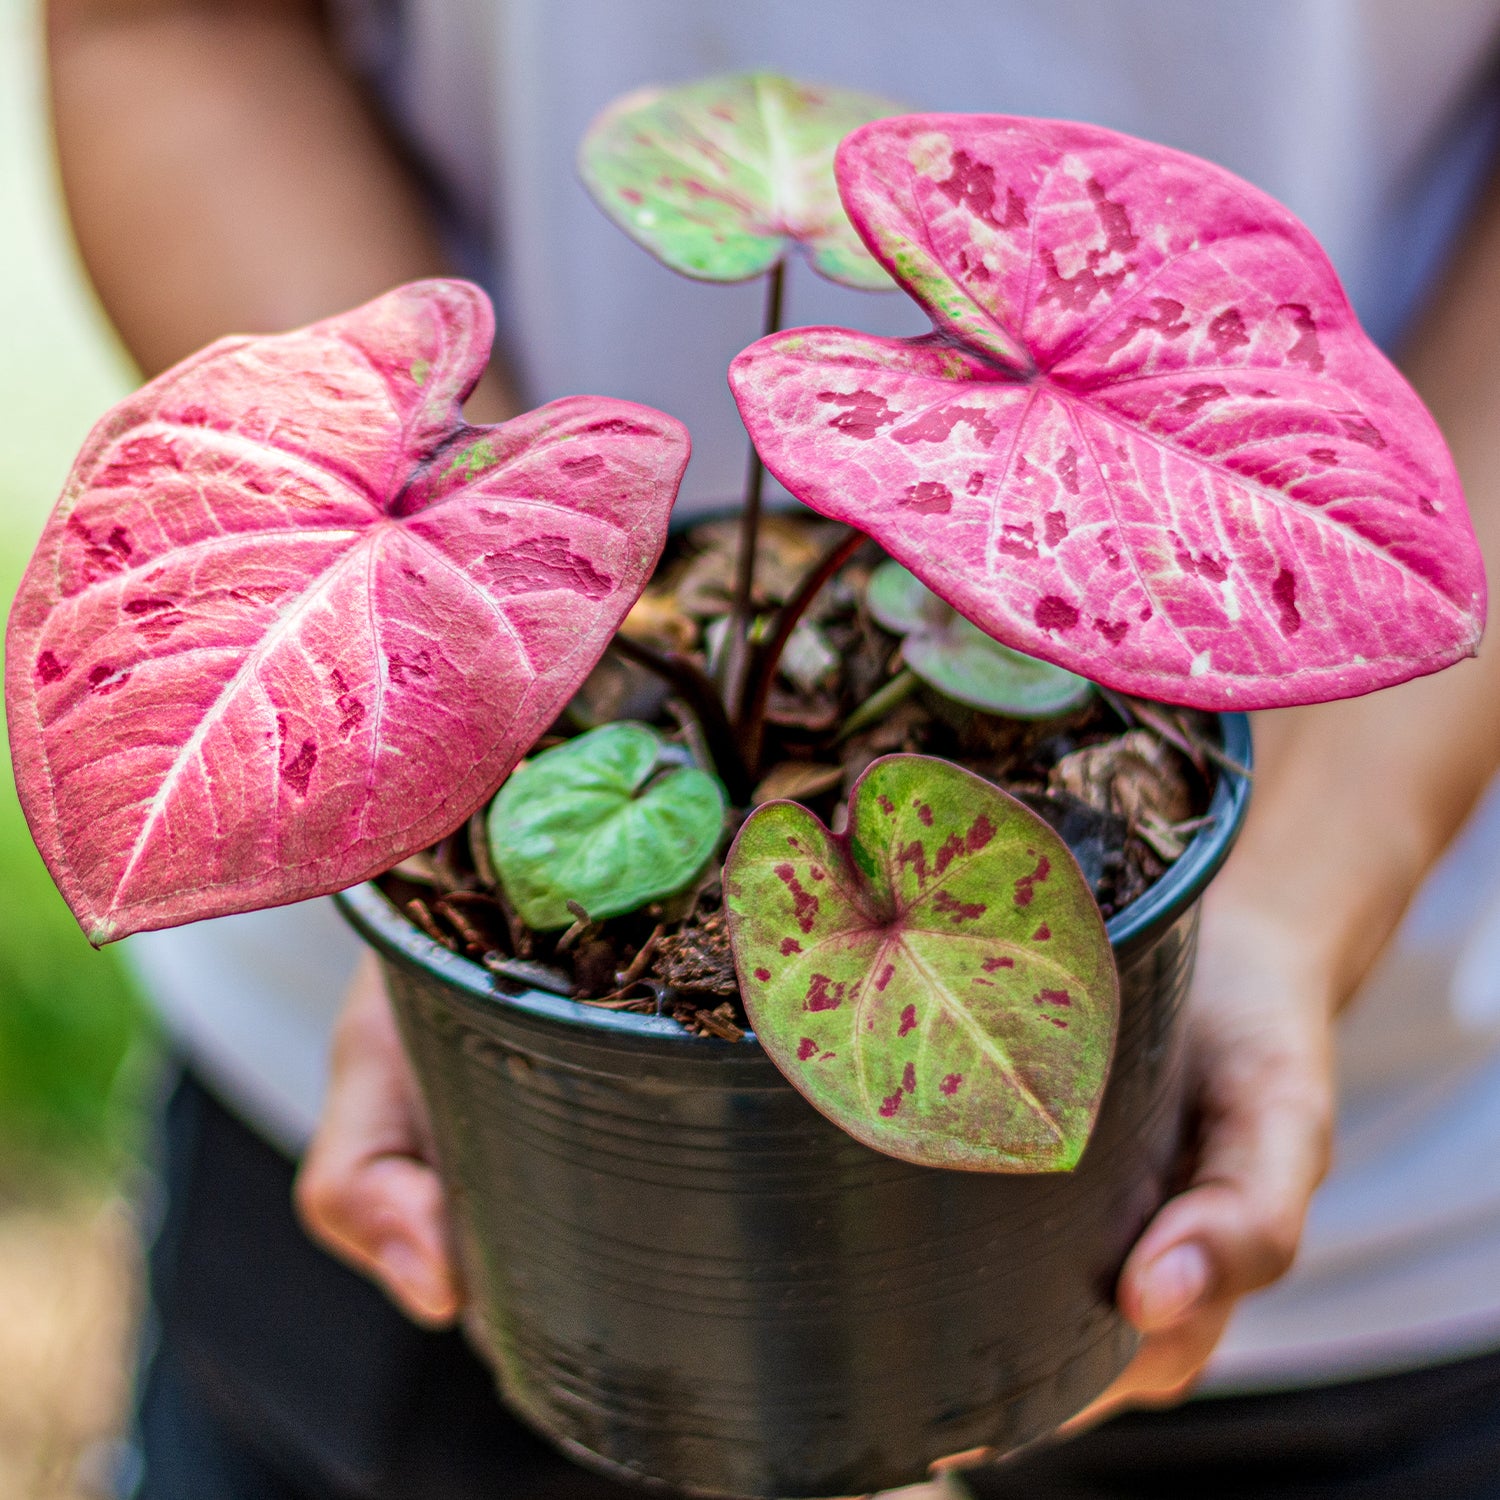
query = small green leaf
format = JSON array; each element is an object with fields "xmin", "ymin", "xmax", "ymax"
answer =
[
  {"xmin": 488, "ymin": 723, "xmax": 726, "ymax": 930},
  {"xmin": 867, "ymin": 561, "xmax": 1094, "ymax": 718},
  {"xmin": 578, "ymin": 73, "xmax": 900, "ymax": 288},
  {"xmin": 723, "ymin": 755, "xmax": 1118, "ymax": 1171}
]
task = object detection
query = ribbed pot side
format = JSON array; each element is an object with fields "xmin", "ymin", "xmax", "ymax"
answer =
[{"xmin": 337, "ymin": 714, "xmax": 1252, "ymax": 1500}]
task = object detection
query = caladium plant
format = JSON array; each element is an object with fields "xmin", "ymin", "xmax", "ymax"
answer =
[
  {"xmin": 6, "ymin": 95, "xmax": 1487, "ymax": 1181},
  {"xmin": 6, "ymin": 280, "xmax": 689, "ymax": 943},
  {"xmin": 730, "ymin": 114, "xmax": 1485, "ymax": 710}
]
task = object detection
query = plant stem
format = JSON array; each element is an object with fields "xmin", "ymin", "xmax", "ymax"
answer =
[
  {"xmin": 610, "ymin": 633, "xmax": 752, "ymax": 804},
  {"xmin": 738, "ymin": 525, "xmax": 867, "ymax": 775},
  {"xmin": 720, "ymin": 258, "xmax": 787, "ymax": 709}
]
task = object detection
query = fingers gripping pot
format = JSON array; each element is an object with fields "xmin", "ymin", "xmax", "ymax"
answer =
[{"xmin": 335, "ymin": 714, "xmax": 1251, "ymax": 1499}]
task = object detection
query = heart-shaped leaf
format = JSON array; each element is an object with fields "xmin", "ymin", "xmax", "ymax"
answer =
[
  {"xmin": 6, "ymin": 280, "xmax": 690, "ymax": 944},
  {"xmin": 487, "ymin": 722, "xmax": 726, "ymax": 930},
  {"xmin": 723, "ymin": 754, "xmax": 1117, "ymax": 1171},
  {"xmin": 579, "ymin": 72, "xmax": 900, "ymax": 288},
  {"xmin": 867, "ymin": 560, "xmax": 1094, "ymax": 716},
  {"xmin": 730, "ymin": 115, "xmax": 1486, "ymax": 710}
]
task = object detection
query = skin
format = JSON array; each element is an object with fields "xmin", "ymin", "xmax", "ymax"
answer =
[{"xmin": 48, "ymin": 0, "xmax": 1500, "ymax": 1463}]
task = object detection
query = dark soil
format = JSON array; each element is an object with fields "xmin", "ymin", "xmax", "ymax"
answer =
[{"xmin": 378, "ymin": 517, "xmax": 1226, "ymax": 1037}]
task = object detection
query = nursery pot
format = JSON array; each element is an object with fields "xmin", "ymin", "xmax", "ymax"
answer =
[{"xmin": 337, "ymin": 713, "xmax": 1251, "ymax": 1499}]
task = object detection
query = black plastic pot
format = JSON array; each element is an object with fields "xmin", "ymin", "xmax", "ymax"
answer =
[{"xmin": 337, "ymin": 713, "xmax": 1251, "ymax": 1499}]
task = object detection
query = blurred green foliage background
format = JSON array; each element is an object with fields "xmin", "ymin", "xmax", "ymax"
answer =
[{"xmin": 0, "ymin": 0, "xmax": 155, "ymax": 1191}]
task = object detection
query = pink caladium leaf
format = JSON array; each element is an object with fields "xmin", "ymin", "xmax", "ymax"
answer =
[
  {"xmin": 579, "ymin": 73, "xmax": 900, "ymax": 289},
  {"xmin": 6, "ymin": 280, "xmax": 689, "ymax": 944},
  {"xmin": 723, "ymin": 754, "xmax": 1118, "ymax": 1171},
  {"xmin": 730, "ymin": 115, "xmax": 1486, "ymax": 710}
]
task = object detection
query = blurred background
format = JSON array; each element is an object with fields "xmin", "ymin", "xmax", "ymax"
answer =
[{"xmin": 0, "ymin": 0, "xmax": 159, "ymax": 1492}]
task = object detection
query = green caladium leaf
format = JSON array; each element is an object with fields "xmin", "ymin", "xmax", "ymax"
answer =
[
  {"xmin": 723, "ymin": 755, "xmax": 1118, "ymax": 1171},
  {"xmin": 488, "ymin": 722, "xmax": 726, "ymax": 930},
  {"xmin": 866, "ymin": 561, "xmax": 1094, "ymax": 718},
  {"xmin": 578, "ymin": 73, "xmax": 899, "ymax": 287}
]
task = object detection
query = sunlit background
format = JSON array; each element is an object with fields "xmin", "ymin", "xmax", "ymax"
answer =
[{"xmin": 0, "ymin": 0, "xmax": 158, "ymax": 1491}]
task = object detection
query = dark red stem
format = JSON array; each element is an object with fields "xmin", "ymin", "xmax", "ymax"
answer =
[
  {"xmin": 720, "ymin": 258, "xmax": 787, "ymax": 709},
  {"xmin": 738, "ymin": 526, "xmax": 867, "ymax": 777}
]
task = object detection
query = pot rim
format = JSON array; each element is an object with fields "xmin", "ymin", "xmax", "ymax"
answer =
[{"xmin": 338, "ymin": 712, "xmax": 1251, "ymax": 1046}]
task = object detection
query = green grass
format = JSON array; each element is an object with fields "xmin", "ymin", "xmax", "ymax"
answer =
[{"xmin": 0, "ymin": 0, "xmax": 155, "ymax": 1189}]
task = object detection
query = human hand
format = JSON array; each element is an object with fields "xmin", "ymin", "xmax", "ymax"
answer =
[
  {"xmin": 1061, "ymin": 889, "xmax": 1337, "ymax": 1428},
  {"xmin": 294, "ymin": 954, "xmax": 460, "ymax": 1327}
]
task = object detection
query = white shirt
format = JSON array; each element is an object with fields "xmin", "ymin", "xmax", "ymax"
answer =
[{"xmin": 128, "ymin": 0, "xmax": 1500, "ymax": 1388}]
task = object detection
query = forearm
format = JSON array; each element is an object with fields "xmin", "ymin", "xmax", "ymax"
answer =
[
  {"xmin": 47, "ymin": 0, "xmax": 512, "ymax": 414},
  {"xmin": 1220, "ymin": 167, "xmax": 1500, "ymax": 1013}
]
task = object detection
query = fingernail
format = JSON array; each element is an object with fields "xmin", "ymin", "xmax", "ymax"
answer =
[{"xmin": 1137, "ymin": 1242, "xmax": 1210, "ymax": 1328}]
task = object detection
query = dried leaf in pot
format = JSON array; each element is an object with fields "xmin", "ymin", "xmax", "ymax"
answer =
[{"xmin": 1049, "ymin": 730, "xmax": 1193, "ymax": 860}]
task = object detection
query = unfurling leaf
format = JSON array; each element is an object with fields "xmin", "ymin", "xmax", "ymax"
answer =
[
  {"xmin": 723, "ymin": 754, "xmax": 1118, "ymax": 1171},
  {"xmin": 7, "ymin": 280, "xmax": 690, "ymax": 943},
  {"xmin": 731, "ymin": 115, "xmax": 1486, "ymax": 710},
  {"xmin": 488, "ymin": 722, "xmax": 726, "ymax": 930},
  {"xmin": 579, "ymin": 72, "xmax": 900, "ymax": 288},
  {"xmin": 866, "ymin": 560, "xmax": 1094, "ymax": 717}
]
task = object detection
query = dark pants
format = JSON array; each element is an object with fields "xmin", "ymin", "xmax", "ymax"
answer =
[{"xmin": 132, "ymin": 1070, "xmax": 1500, "ymax": 1499}]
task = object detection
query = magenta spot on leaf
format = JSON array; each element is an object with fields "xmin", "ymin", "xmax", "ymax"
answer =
[
  {"xmin": 780, "ymin": 937, "xmax": 803, "ymax": 956},
  {"xmin": 897, "ymin": 1002, "xmax": 917, "ymax": 1035},
  {"xmin": 1093, "ymin": 616, "xmax": 1129, "ymax": 645},
  {"xmin": 879, "ymin": 1091, "xmax": 903, "ymax": 1118},
  {"xmin": 1044, "ymin": 510, "xmax": 1070, "ymax": 547},
  {"xmin": 797, "ymin": 1037, "xmax": 818, "ymax": 1061},
  {"xmin": 876, "ymin": 794, "xmax": 895, "ymax": 816},
  {"xmin": 1419, "ymin": 496, "xmax": 1438, "ymax": 517},
  {"xmin": 35, "ymin": 651, "xmax": 66, "ymax": 685},
  {"xmin": 1037, "ymin": 988, "xmax": 1072, "ymax": 1008},
  {"xmin": 902, "ymin": 1061, "xmax": 917, "ymax": 1094},
  {"xmin": 97, "ymin": 434, "xmax": 181, "ymax": 488},
  {"xmin": 124, "ymin": 596, "xmax": 175, "ymax": 616},
  {"xmin": 387, "ymin": 649, "xmax": 433, "ymax": 683},
  {"xmin": 983, "ymin": 954, "xmax": 1015, "ymax": 971},
  {"xmin": 1051, "ymin": 1017, "xmax": 1070, "ymax": 1028},
  {"xmin": 1034, "ymin": 595, "xmax": 1079, "ymax": 632},
  {"xmin": 1308, "ymin": 448, "xmax": 1339, "ymax": 465},
  {"xmin": 754, "ymin": 966, "xmax": 771, "ymax": 982},
  {"xmin": 1097, "ymin": 297, "xmax": 1190, "ymax": 358},
  {"xmin": 966, "ymin": 470, "xmax": 986, "ymax": 496},
  {"xmin": 818, "ymin": 389, "xmax": 898, "ymax": 438},
  {"xmin": 914, "ymin": 800, "xmax": 934, "ymax": 827},
  {"xmin": 1207, "ymin": 306, "xmax": 1250, "ymax": 356},
  {"xmin": 583, "ymin": 417, "xmax": 653, "ymax": 436},
  {"xmin": 1338, "ymin": 413, "xmax": 1386, "ymax": 449},
  {"xmin": 483, "ymin": 535, "xmax": 614, "ymax": 599},
  {"xmin": 1272, "ymin": 567, "xmax": 1302, "ymax": 635},
  {"xmin": 901, "ymin": 480, "xmax": 953, "ymax": 514},
  {"xmin": 1178, "ymin": 382, "xmax": 1230, "ymax": 416},
  {"xmin": 1087, "ymin": 177, "xmax": 1138, "ymax": 254},
  {"xmin": 620, "ymin": 188, "xmax": 643, "ymax": 205},
  {"xmin": 1056, "ymin": 445, "xmax": 1081, "ymax": 495},
  {"xmin": 875, "ymin": 963, "xmax": 896, "ymax": 993},
  {"xmin": 893, "ymin": 405, "xmax": 999, "ymax": 447},
  {"xmin": 1014, "ymin": 853, "xmax": 1051, "ymax": 907},
  {"xmin": 973, "ymin": 976, "xmax": 995, "ymax": 986},
  {"xmin": 933, "ymin": 832, "xmax": 965, "ymax": 877},
  {"xmin": 940, "ymin": 1073, "xmax": 964, "ymax": 1096},
  {"xmin": 936, "ymin": 149, "xmax": 1026, "ymax": 229},
  {"xmin": 1033, "ymin": 923, "xmax": 1051, "ymax": 940},
  {"xmin": 279, "ymin": 737, "xmax": 318, "ymax": 796},
  {"xmin": 967, "ymin": 815, "xmax": 995, "ymax": 854},
  {"xmin": 998, "ymin": 522, "xmax": 1036, "ymax": 558},
  {"xmin": 895, "ymin": 839, "xmax": 929, "ymax": 885},
  {"xmin": 773, "ymin": 862, "xmax": 821, "ymax": 932},
  {"xmin": 933, "ymin": 890, "xmax": 987, "ymax": 922},
  {"xmin": 1281, "ymin": 303, "xmax": 1325, "ymax": 372},
  {"xmin": 559, "ymin": 454, "xmax": 605, "ymax": 475},
  {"xmin": 805, "ymin": 972, "xmax": 846, "ymax": 1012}
]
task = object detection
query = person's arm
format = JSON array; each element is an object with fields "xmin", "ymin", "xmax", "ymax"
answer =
[{"xmin": 47, "ymin": 0, "xmax": 513, "ymax": 413}]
